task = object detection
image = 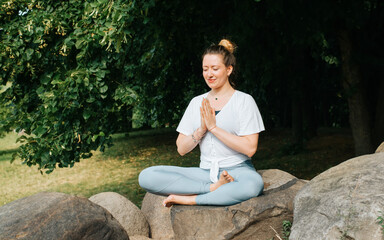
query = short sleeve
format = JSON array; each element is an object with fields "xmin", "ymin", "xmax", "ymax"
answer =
[
  {"xmin": 237, "ymin": 94, "xmax": 265, "ymax": 136},
  {"xmin": 176, "ymin": 98, "xmax": 197, "ymax": 136}
]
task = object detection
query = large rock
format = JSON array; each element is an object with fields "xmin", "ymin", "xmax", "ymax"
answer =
[
  {"xmin": 376, "ymin": 142, "xmax": 384, "ymax": 153},
  {"xmin": 129, "ymin": 236, "xmax": 152, "ymax": 240},
  {"xmin": 142, "ymin": 169, "xmax": 305, "ymax": 240},
  {"xmin": 290, "ymin": 152, "xmax": 384, "ymax": 240},
  {"xmin": 89, "ymin": 192, "xmax": 149, "ymax": 237},
  {"xmin": 141, "ymin": 193, "xmax": 175, "ymax": 240},
  {"xmin": 0, "ymin": 192, "xmax": 129, "ymax": 240}
]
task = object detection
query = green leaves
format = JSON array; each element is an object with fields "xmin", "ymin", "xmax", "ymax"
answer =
[
  {"xmin": 25, "ymin": 48, "xmax": 34, "ymax": 61},
  {"xmin": 0, "ymin": 82, "xmax": 13, "ymax": 94},
  {"xmin": 0, "ymin": 0, "xmax": 160, "ymax": 173},
  {"xmin": 99, "ymin": 85, "xmax": 108, "ymax": 93}
]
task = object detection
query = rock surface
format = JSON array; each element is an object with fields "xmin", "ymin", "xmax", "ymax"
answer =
[
  {"xmin": 141, "ymin": 193, "xmax": 174, "ymax": 240},
  {"xmin": 290, "ymin": 152, "xmax": 384, "ymax": 240},
  {"xmin": 0, "ymin": 192, "xmax": 129, "ymax": 240},
  {"xmin": 129, "ymin": 236, "xmax": 152, "ymax": 240},
  {"xmin": 142, "ymin": 169, "xmax": 305, "ymax": 240},
  {"xmin": 376, "ymin": 141, "xmax": 384, "ymax": 153},
  {"xmin": 89, "ymin": 192, "xmax": 149, "ymax": 237}
]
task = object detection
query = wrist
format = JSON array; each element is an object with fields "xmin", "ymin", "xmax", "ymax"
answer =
[
  {"xmin": 208, "ymin": 125, "xmax": 217, "ymax": 132},
  {"xmin": 196, "ymin": 127, "xmax": 206, "ymax": 138},
  {"xmin": 192, "ymin": 128, "xmax": 206, "ymax": 143}
]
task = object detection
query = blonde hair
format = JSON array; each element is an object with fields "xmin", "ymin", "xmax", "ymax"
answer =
[{"xmin": 218, "ymin": 39, "xmax": 236, "ymax": 54}]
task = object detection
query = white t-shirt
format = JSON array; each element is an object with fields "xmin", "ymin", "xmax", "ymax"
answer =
[{"xmin": 176, "ymin": 90, "xmax": 265, "ymax": 182}]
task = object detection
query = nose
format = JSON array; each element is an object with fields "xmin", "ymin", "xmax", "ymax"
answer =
[{"xmin": 207, "ymin": 69, "xmax": 213, "ymax": 77}]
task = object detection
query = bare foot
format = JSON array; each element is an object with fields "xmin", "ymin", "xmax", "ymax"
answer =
[
  {"xmin": 162, "ymin": 194, "xmax": 197, "ymax": 208},
  {"xmin": 210, "ymin": 170, "xmax": 234, "ymax": 192}
]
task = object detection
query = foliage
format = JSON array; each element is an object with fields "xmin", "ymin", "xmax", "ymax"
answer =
[
  {"xmin": 378, "ymin": 212, "xmax": 384, "ymax": 236},
  {"xmin": 0, "ymin": 0, "xmax": 159, "ymax": 173},
  {"xmin": 282, "ymin": 220, "xmax": 292, "ymax": 240},
  {"xmin": 0, "ymin": 0, "xmax": 237, "ymax": 172}
]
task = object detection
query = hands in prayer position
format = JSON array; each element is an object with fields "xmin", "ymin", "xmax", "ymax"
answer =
[{"xmin": 200, "ymin": 98, "xmax": 216, "ymax": 132}]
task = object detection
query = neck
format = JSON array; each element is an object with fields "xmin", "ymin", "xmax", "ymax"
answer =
[{"xmin": 210, "ymin": 82, "xmax": 234, "ymax": 96}]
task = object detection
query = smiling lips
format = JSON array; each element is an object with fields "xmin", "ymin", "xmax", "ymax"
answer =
[{"xmin": 208, "ymin": 79, "xmax": 216, "ymax": 83}]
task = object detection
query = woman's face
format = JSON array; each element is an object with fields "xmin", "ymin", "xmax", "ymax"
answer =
[{"xmin": 202, "ymin": 54, "xmax": 233, "ymax": 90}]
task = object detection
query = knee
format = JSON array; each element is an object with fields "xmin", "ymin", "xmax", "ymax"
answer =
[
  {"xmin": 248, "ymin": 177, "xmax": 264, "ymax": 197},
  {"xmin": 138, "ymin": 167, "xmax": 156, "ymax": 190},
  {"xmin": 240, "ymin": 174, "xmax": 264, "ymax": 198}
]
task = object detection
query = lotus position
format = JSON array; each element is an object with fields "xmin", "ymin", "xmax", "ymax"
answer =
[{"xmin": 139, "ymin": 39, "xmax": 265, "ymax": 207}]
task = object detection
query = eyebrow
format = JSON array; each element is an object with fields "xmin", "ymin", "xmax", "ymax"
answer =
[{"xmin": 202, "ymin": 65, "xmax": 220, "ymax": 68}]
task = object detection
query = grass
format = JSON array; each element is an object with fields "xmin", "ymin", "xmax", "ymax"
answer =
[
  {"xmin": 0, "ymin": 127, "xmax": 354, "ymax": 208},
  {"xmin": 253, "ymin": 128, "xmax": 354, "ymax": 179}
]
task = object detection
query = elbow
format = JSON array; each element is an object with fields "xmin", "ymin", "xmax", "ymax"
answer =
[
  {"xmin": 176, "ymin": 140, "xmax": 186, "ymax": 156},
  {"xmin": 177, "ymin": 150, "xmax": 185, "ymax": 156},
  {"xmin": 177, "ymin": 148, "xmax": 186, "ymax": 156},
  {"xmin": 246, "ymin": 146, "xmax": 257, "ymax": 158}
]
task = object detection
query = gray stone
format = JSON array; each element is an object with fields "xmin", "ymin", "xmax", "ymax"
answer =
[
  {"xmin": 171, "ymin": 170, "xmax": 305, "ymax": 240},
  {"xmin": 142, "ymin": 169, "xmax": 304, "ymax": 240},
  {"xmin": 0, "ymin": 192, "xmax": 129, "ymax": 240},
  {"xmin": 258, "ymin": 169, "xmax": 299, "ymax": 194},
  {"xmin": 89, "ymin": 192, "xmax": 149, "ymax": 237},
  {"xmin": 290, "ymin": 152, "xmax": 384, "ymax": 240},
  {"xmin": 141, "ymin": 193, "xmax": 174, "ymax": 240},
  {"xmin": 129, "ymin": 236, "xmax": 152, "ymax": 240},
  {"xmin": 376, "ymin": 142, "xmax": 384, "ymax": 153}
]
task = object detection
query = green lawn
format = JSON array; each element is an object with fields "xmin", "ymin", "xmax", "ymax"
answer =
[{"xmin": 0, "ymin": 128, "xmax": 354, "ymax": 207}]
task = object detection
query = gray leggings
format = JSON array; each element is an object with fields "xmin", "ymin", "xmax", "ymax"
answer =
[{"xmin": 138, "ymin": 160, "xmax": 264, "ymax": 206}]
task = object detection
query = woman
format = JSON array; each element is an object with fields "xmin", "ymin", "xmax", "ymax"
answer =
[{"xmin": 139, "ymin": 39, "xmax": 265, "ymax": 207}]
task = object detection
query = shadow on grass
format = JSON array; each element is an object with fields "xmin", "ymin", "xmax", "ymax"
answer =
[
  {"xmin": 0, "ymin": 149, "xmax": 17, "ymax": 161},
  {"xmin": 252, "ymin": 128, "xmax": 354, "ymax": 180}
]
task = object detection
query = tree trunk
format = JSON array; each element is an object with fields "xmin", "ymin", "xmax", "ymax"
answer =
[{"xmin": 338, "ymin": 29, "xmax": 373, "ymax": 155}]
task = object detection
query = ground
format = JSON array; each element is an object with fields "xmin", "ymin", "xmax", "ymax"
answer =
[{"xmin": 0, "ymin": 127, "xmax": 355, "ymax": 207}]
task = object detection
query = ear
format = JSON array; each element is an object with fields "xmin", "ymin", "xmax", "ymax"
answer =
[{"xmin": 227, "ymin": 65, "xmax": 233, "ymax": 76}]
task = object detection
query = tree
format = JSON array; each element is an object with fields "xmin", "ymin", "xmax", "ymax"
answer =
[{"xmin": 0, "ymin": 0, "xmax": 158, "ymax": 172}]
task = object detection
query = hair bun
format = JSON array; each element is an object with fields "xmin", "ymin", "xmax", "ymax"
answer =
[{"xmin": 218, "ymin": 39, "xmax": 236, "ymax": 54}]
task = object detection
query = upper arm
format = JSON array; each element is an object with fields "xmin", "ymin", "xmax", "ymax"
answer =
[
  {"xmin": 176, "ymin": 97, "xmax": 199, "ymax": 137},
  {"xmin": 237, "ymin": 94, "xmax": 265, "ymax": 136}
]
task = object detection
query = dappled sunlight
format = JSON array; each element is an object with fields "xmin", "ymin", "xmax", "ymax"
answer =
[
  {"xmin": 0, "ymin": 154, "xmax": 137, "ymax": 206},
  {"xmin": 0, "ymin": 132, "xmax": 193, "ymax": 207}
]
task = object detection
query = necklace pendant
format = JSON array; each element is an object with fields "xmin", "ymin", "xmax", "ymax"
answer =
[{"xmin": 215, "ymin": 98, "xmax": 218, "ymax": 100}]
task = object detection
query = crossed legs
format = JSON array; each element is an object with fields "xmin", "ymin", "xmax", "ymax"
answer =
[
  {"xmin": 138, "ymin": 161, "xmax": 263, "ymax": 207},
  {"xmin": 162, "ymin": 170, "xmax": 234, "ymax": 207}
]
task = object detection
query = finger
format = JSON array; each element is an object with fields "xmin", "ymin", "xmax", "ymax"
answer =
[
  {"xmin": 203, "ymin": 100, "xmax": 209, "ymax": 114},
  {"xmin": 202, "ymin": 98, "xmax": 206, "ymax": 108},
  {"xmin": 202, "ymin": 105, "xmax": 208, "ymax": 119},
  {"xmin": 202, "ymin": 103, "xmax": 207, "ymax": 114}
]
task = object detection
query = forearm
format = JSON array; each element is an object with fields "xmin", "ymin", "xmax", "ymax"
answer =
[
  {"xmin": 176, "ymin": 128, "xmax": 206, "ymax": 156},
  {"xmin": 209, "ymin": 127, "xmax": 258, "ymax": 158}
]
